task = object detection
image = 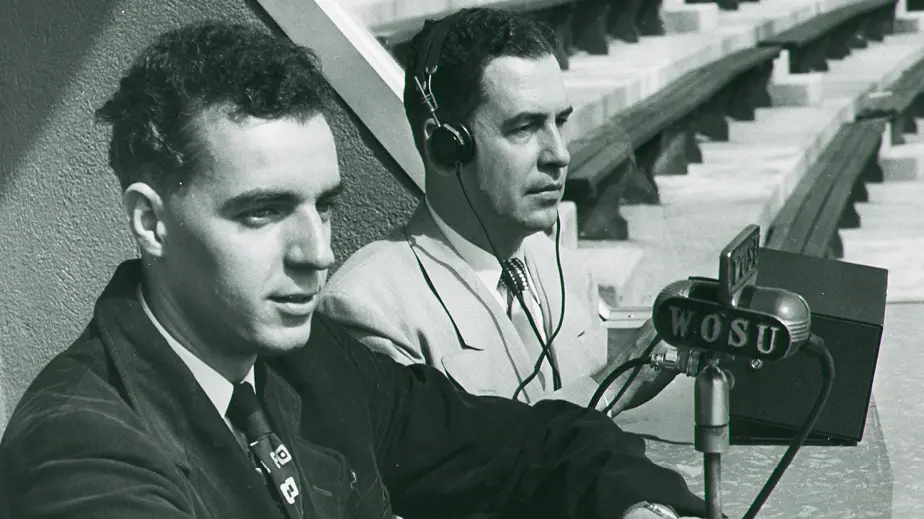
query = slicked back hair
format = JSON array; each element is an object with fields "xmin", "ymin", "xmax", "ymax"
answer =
[{"xmin": 402, "ymin": 8, "xmax": 559, "ymax": 159}]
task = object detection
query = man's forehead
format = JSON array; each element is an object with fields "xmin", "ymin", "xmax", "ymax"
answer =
[
  {"xmin": 479, "ymin": 55, "xmax": 570, "ymax": 118},
  {"xmin": 185, "ymin": 108, "xmax": 340, "ymax": 198}
]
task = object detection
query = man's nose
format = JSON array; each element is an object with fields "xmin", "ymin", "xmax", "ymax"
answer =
[
  {"xmin": 284, "ymin": 210, "xmax": 335, "ymax": 270},
  {"xmin": 540, "ymin": 125, "xmax": 570, "ymax": 170}
]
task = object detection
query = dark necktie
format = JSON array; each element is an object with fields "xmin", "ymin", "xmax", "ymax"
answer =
[
  {"xmin": 226, "ymin": 381, "xmax": 304, "ymax": 519},
  {"xmin": 501, "ymin": 257, "xmax": 553, "ymax": 394}
]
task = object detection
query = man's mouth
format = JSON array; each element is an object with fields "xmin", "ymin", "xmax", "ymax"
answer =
[
  {"xmin": 272, "ymin": 294, "xmax": 315, "ymax": 304},
  {"xmin": 269, "ymin": 293, "xmax": 318, "ymax": 316},
  {"xmin": 528, "ymin": 183, "xmax": 564, "ymax": 195}
]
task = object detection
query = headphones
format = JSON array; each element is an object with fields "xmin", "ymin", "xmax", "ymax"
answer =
[{"xmin": 413, "ymin": 12, "xmax": 476, "ymax": 169}]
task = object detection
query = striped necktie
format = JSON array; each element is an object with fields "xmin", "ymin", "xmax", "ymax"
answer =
[
  {"xmin": 501, "ymin": 257, "xmax": 554, "ymax": 395},
  {"xmin": 227, "ymin": 381, "xmax": 304, "ymax": 519}
]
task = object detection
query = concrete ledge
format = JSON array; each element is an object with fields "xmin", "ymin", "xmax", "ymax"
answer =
[
  {"xmin": 770, "ymin": 72, "xmax": 824, "ymax": 106},
  {"xmin": 573, "ymin": 241, "xmax": 646, "ymax": 309}
]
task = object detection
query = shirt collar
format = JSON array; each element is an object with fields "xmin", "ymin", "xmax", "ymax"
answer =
[
  {"xmin": 137, "ymin": 285, "xmax": 255, "ymax": 417},
  {"xmin": 426, "ymin": 198, "xmax": 523, "ymax": 294}
]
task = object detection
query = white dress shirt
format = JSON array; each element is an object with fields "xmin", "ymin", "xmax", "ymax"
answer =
[{"xmin": 426, "ymin": 200, "xmax": 547, "ymax": 340}]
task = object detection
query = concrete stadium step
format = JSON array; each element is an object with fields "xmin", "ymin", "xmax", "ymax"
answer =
[
  {"xmin": 840, "ymin": 148, "xmax": 924, "ymax": 304},
  {"xmin": 855, "ymin": 202, "xmax": 924, "ymax": 228},
  {"xmin": 820, "ymin": 33, "xmax": 924, "ymax": 114},
  {"xmin": 562, "ymin": 0, "xmax": 861, "ymax": 143},
  {"xmin": 344, "ymin": 0, "xmax": 884, "ymax": 147},
  {"xmin": 585, "ymin": 31, "xmax": 924, "ymax": 308},
  {"xmin": 865, "ymin": 180, "xmax": 924, "ymax": 204},
  {"xmin": 840, "ymin": 235, "xmax": 924, "ymax": 302},
  {"xmin": 880, "ymin": 141, "xmax": 924, "ymax": 180}
]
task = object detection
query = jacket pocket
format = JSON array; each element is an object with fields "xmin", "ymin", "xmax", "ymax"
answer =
[
  {"xmin": 440, "ymin": 349, "xmax": 499, "ymax": 396},
  {"xmin": 293, "ymin": 440, "xmax": 352, "ymax": 519}
]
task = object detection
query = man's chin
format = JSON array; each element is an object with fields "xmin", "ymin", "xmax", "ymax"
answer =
[
  {"xmin": 254, "ymin": 322, "xmax": 314, "ymax": 356},
  {"xmin": 522, "ymin": 209, "xmax": 561, "ymax": 235}
]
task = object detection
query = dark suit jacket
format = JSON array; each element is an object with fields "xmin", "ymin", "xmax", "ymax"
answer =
[{"xmin": 0, "ymin": 260, "xmax": 706, "ymax": 518}]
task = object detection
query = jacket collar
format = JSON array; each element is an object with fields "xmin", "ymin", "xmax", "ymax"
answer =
[
  {"xmin": 90, "ymin": 261, "xmax": 303, "ymax": 478},
  {"xmin": 403, "ymin": 203, "xmax": 522, "ymax": 354}
]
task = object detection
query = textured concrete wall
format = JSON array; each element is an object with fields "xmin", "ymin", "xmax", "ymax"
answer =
[{"xmin": 0, "ymin": 0, "xmax": 420, "ymax": 430}]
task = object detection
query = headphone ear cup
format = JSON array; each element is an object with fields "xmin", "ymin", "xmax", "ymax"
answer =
[
  {"xmin": 428, "ymin": 123, "xmax": 476, "ymax": 168},
  {"xmin": 450, "ymin": 122, "xmax": 475, "ymax": 166}
]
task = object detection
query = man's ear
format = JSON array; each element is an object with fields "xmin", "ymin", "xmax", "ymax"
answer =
[
  {"xmin": 122, "ymin": 182, "xmax": 168, "ymax": 258},
  {"xmin": 422, "ymin": 118, "xmax": 460, "ymax": 178},
  {"xmin": 422, "ymin": 118, "xmax": 439, "ymax": 164}
]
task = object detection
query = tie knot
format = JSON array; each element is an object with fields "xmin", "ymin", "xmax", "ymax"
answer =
[
  {"xmin": 226, "ymin": 381, "xmax": 272, "ymax": 443},
  {"xmin": 501, "ymin": 257, "xmax": 530, "ymax": 295}
]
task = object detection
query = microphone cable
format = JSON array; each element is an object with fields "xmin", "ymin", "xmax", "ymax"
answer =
[
  {"xmin": 587, "ymin": 332, "xmax": 661, "ymax": 413},
  {"xmin": 742, "ymin": 333, "xmax": 835, "ymax": 519},
  {"xmin": 453, "ymin": 164, "xmax": 565, "ymax": 397},
  {"xmin": 512, "ymin": 216, "xmax": 566, "ymax": 402}
]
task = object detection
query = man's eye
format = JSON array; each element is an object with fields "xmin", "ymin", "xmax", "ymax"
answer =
[
  {"xmin": 511, "ymin": 124, "xmax": 536, "ymax": 136},
  {"xmin": 317, "ymin": 199, "xmax": 337, "ymax": 220},
  {"xmin": 239, "ymin": 208, "xmax": 280, "ymax": 227}
]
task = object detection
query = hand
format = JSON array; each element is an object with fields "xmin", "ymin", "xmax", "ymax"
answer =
[{"xmin": 596, "ymin": 319, "xmax": 678, "ymax": 415}]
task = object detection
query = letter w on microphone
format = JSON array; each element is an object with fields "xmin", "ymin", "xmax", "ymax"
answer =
[{"xmin": 653, "ymin": 297, "xmax": 794, "ymax": 361}]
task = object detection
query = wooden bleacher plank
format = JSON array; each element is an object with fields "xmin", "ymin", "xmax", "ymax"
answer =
[
  {"xmin": 758, "ymin": 0, "xmax": 897, "ymax": 72},
  {"xmin": 767, "ymin": 119, "xmax": 886, "ymax": 256},
  {"xmin": 802, "ymin": 119, "xmax": 886, "ymax": 256},
  {"xmin": 566, "ymin": 46, "xmax": 781, "ymax": 194},
  {"xmin": 766, "ymin": 125, "xmax": 862, "ymax": 251},
  {"xmin": 856, "ymin": 52, "xmax": 924, "ymax": 145},
  {"xmin": 761, "ymin": 0, "xmax": 892, "ymax": 46}
]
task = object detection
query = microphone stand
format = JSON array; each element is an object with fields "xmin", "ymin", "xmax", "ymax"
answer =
[{"xmin": 695, "ymin": 355, "xmax": 731, "ymax": 519}]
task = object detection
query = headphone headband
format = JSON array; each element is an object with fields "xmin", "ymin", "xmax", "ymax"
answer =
[
  {"xmin": 413, "ymin": 10, "xmax": 477, "ymax": 168},
  {"xmin": 415, "ymin": 10, "xmax": 467, "ymax": 121}
]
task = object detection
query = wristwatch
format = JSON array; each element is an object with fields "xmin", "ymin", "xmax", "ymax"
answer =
[{"xmin": 622, "ymin": 501, "xmax": 680, "ymax": 518}]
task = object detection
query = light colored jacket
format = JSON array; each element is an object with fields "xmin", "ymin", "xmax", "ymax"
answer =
[{"xmin": 319, "ymin": 202, "xmax": 609, "ymax": 407}]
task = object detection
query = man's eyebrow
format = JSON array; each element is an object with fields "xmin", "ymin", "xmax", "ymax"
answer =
[
  {"xmin": 220, "ymin": 189, "xmax": 299, "ymax": 213},
  {"xmin": 504, "ymin": 106, "xmax": 574, "ymax": 125},
  {"xmin": 220, "ymin": 183, "xmax": 343, "ymax": 214},
  {"xmin": 318, "ymin": 182, "xmax": 344, "ymax": 201}
]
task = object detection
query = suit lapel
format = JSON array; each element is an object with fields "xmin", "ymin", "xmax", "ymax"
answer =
[
  {"xmin": 404, "ymin": 204, "xmax": 543, "ymax": 401},
  {"xmin": 523, "ymin": 232, "xmax": 593, "ymax": 386},
  {"xmin": 94, "ymin": 262, "xmax": 288, "ymax": 518}
]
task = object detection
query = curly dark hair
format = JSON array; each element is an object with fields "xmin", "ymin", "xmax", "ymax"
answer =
[
  {"xmin": 96, "ymin": 22, "xmax": 335, "ymax": 194},
  {"xmin": 403, "ymin": 8, "xmax": 559, "ymax": 158}
]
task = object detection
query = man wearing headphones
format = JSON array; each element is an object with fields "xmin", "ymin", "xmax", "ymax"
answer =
[{"xmin": 320, "ymin": 8, "xmax": 677, "ymax": 415}]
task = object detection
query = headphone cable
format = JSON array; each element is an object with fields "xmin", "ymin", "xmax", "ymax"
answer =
[
  {"xmin": 512, "ymin": 215, "xmax": 566, "ymax": 401},
  {"xmin": 453, "ymin": 164, "xmax": 564, "ymax": 397}
]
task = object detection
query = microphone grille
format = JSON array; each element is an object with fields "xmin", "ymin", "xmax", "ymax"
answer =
[
  {"xmin": 652, "ymin": 279, "xmax": 695, "ymax": 320},
  {"xmin": 655, "ymin": 279, "xmax": 695, "ymax": 302}
]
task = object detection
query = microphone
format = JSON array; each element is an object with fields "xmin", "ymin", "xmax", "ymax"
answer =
[{"xmin": 651, "ymin": 276, "xmax": 812, "ymax": 362}]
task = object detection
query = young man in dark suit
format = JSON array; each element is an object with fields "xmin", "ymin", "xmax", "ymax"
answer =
[{"xmin": 0, "ymin": 22, "xmax": 705, "ymax": 519}]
